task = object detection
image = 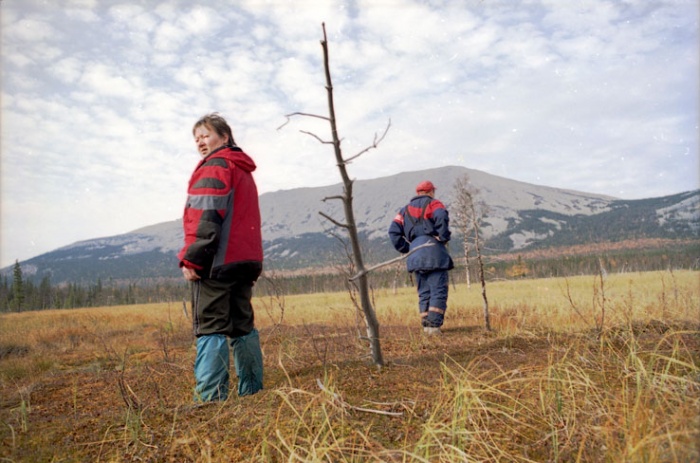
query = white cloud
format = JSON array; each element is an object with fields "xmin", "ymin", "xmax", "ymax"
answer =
[
  {"xmin": 50, "ymin": 56, "xmax": 83, "ymax": 83},
  {"xmin": 185, "ymin": 5, "xmax": 226, "ymax": 35},
  {"xmin": 64, "ymin": 0, "xmax": 98, "ymax": 8},
  {"xmin": 1, "ymin": 0, "xmax": 698, "ymax": 267},
  {"xmin": 78, "ymin": 63, "xmax": 143, "ymax": 99},
  {"xmin": 6, "ymin": 17, "xmax": 57, "ymax": 42}
]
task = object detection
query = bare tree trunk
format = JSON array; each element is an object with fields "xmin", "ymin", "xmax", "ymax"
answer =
[
  {"xmin": 278, "ymin": 24, "xmax": 389, "ymax": 367},
  {"xmin": 470, "ymin": 202, "xmax": 491, "ymax": 331},
  {"xmin": 319, "ymin": 25, "xmax": 384, "ymax": 367},
  {"xmin": 464, "ymin": 239, "xmax": 471, "ymax": 289},
  {"xmin": 392, "ymin": 262, "xmax": 401, "ymax": 295}
]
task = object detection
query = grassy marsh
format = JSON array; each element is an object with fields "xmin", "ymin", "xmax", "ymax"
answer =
[{"xmin": 1, "ymin": 270, "xmax": 698, "ymax": 462}]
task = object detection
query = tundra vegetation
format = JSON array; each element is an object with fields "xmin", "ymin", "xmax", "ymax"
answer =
[{"xmin": 0, "ymin": 269, "xmax": 698, "ymax": 462}]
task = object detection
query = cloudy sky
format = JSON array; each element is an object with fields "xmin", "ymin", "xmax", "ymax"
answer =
[{"xmin": 1, "ymin": 0, "xmax": 698, "ymax": 268}]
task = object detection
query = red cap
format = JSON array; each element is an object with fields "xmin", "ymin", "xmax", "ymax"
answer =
[{"xmin": 416, "ymin": 180, "xmax": 435, "ymax": 193}]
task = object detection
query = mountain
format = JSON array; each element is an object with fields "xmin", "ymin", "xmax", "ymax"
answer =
[{"xmin": 5, "ymin": 166, "xmax": 699, "ymax": 284}]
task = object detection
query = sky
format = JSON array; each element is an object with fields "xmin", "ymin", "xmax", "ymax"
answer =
[{"xmin": 1, "ymin": 0, "xmax": 698, "ymax": 268}]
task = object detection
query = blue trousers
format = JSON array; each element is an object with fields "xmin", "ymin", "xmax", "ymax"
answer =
[
  {"xmin": 415, "ymin": 270, "xmax": 448, "ymax": 327},
  {"xmin": 194, "ymin": 330, "xmax": 263, "ymax": 402}
]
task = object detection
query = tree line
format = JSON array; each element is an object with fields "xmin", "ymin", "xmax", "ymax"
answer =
[
  {"xmin": 0, "ymin": 260, "xmax": 189, "ymax": 313},
  {"xmin": 2, "ymin": 243, "xmax": 696, "ymax": 314}
]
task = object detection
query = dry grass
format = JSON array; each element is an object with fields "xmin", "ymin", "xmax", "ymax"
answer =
[{"xmin": 0, "ymin": 270, "xmax": 698, "ymax": 462}]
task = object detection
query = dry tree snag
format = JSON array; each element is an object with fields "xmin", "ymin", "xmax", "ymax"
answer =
[
  {"xmin": 278, "ymin": 24, "xmax": 390, "ymax": 368},
  {"xmin": 452, "ymin": 175, "xmax": 492, "ymax": 331}
]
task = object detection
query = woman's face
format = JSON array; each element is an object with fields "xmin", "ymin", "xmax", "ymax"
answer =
[{"xmin": 194, "ymin": 125, "xmax": 227, "ymax": 158}]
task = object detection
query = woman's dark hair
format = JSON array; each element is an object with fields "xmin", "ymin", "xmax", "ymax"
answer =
[{"xmin": 193, "ymin": 113, "xmax": 236, "ymax": 146}]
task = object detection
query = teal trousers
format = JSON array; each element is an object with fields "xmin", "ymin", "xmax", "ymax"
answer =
[{"xmin": 193, "ymin": 329, "xmax": 263, "ymax": 402}]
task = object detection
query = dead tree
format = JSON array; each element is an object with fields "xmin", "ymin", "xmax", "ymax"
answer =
[
  {"xmin": 452, "ymin": 176, "xmax": 473, "ymax": 289},
  {"xmin": 452, "ymin": 175, "xmax": 492, "ymax": 331},
  {"xmin": 278, "ymin": 24, "xmax": 390, "ymax": 367}
]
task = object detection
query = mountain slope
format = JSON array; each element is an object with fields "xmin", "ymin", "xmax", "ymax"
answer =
[{"xmin": 6, "ymin": 166, "xmax": 699, "ymax": 284}]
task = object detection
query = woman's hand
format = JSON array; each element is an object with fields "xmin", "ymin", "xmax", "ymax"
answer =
[{"xmin": 181, "ymin": 266, "xmax": 201, "ymax": 281}]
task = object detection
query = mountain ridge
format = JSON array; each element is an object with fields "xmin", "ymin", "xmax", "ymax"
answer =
[{"xmin": 4, "ymin": 166, "xmax": 699, "ymax": 284}]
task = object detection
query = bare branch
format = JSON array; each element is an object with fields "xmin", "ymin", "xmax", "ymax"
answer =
[
  {"xmin": 181, "ymin": 299, "xmax": 189, "ymax": 319},
  {"xmin": 349, "ymin": 242, "xmax": 436, "ymax": 281},
  {"xmin": 319, "ymin": 211, "xmax": 349, "ymax": 229},
  {"xmin": 299, "ymin": 130, "xmax": 334, "ymax": 144},
  {"xmin": 563, "ymin": 277, "xmax": 592, "ymax": 329},
  {"xmin": 344, "ymin": 119, "xmax": 392, "ymax": 164},
  {"xmin": 316, "ymin": 378, "xmax": 403, "ymax": 417},
  {"xmin": 322, "ymin": 195, "xmax": 345, "ymax": 202},
  {"xmin": 277, "ymin": 112, "xmax": 330, "ymax": 130}
]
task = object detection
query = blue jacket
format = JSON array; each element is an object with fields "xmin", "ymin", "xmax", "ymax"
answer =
[{"xmin": 388, "ymin": 195, "xmax": 454, "ymax": 272}]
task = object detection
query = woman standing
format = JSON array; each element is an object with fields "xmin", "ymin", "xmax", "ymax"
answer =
[{"xmin": 178, "ymin": 113, "xmax": 264, "ymax": 402}]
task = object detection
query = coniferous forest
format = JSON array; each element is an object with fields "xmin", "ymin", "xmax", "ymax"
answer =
[{"xmin": 1, "ymin": 240, "xmax": 697, "ymax": 313}]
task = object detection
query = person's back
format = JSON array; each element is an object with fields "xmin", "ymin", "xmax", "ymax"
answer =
[
  {"xmin": 393, "ymin": 194, "xmax": 452, "ymax": 272},
  {"xmin": 388, "ymin": 180, "xmax": 453, "ymax": 334}
]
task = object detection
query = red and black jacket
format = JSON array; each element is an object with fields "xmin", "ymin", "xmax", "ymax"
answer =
[
  {"xmin": 178, "ymin": 145, "xmax": 263, "ymax": 282},
  {"xmin": 388, "ymin": 195, "xmax": 453, "ymax": 272}
]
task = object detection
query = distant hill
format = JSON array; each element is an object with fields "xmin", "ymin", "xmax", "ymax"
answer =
[{"xmin": 4, "ymin": 166, "xmax": 699, "ymax": 285}]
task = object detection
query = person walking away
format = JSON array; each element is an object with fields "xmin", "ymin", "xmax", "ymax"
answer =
[
  {"xmin": 389, "ymin": 180, "xmax": 454, "ymax": 334},
  {"xmin": 178, "ymin": 113, "xmax": 264, "ymax": 402}
]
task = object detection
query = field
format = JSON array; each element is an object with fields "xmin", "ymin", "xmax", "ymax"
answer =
[{"xmin": 1, "ymin": 270, "xmax": 698, "ymax": 462}]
